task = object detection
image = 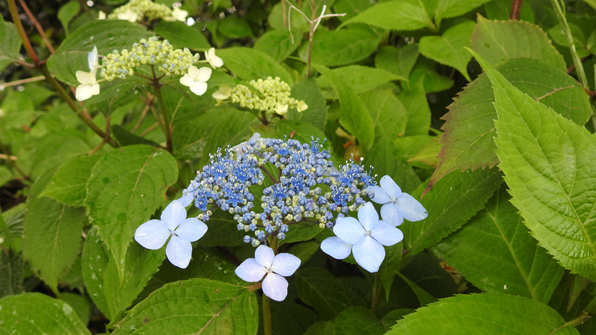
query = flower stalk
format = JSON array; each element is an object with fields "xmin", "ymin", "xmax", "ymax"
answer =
[{"xmin": 150, "ymin": 66, "xmax": 173, "ymax": 152}]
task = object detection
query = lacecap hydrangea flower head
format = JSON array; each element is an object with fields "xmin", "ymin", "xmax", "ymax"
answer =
[{"xmin": 134, "ymin": 133, "xmax": 428, "ymax": 301}]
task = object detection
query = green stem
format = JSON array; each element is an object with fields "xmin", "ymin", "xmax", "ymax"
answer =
[
  {"xmin": 0, "ymin": 137, "xmax": 30, "ymax": 181},
  {"xmin": 151, "ymin": 66, "xmax": 172, "ymax": 152},
  {"xmin": 547, "ymin": 312, "xmax": 591, "ymax": 335},
  {"xmin": 371, "ymin": 273, "xmax": 382, "ymax": 314},
  {"xmin": 551, "ymin": 0, "xmax": 588, "ymax": 88},
  {"xmin": 262, "ymin": 294, "xmax": 273, "ymax": 335}
]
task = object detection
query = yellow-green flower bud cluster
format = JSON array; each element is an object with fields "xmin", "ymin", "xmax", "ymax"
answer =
[
  {"xmin": 108, "ymin": 0, "xmax": 172, "ymax": 22},
  {"xmin": 100, "ymin": 36, "xmax": 199, "ymax": 81},
  {"xmin": 227, "ymin": 77, "xmax": 307, "ymax": 115}
]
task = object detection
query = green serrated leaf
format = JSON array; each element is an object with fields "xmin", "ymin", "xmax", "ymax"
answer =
[
  {"xmin": 112, "ymin": 279, "xmax": 258, "ymax": 334},
  {"xmin": 60, "ymin": 292, "xmax": 90, "ymax": 326},
  {"xmin": 419, "ymin": 21, "xmax": 475, "ymax": 81},
  {"xmin": 342, "ymin": 0, "xmax": 434, "ymax": 31},
  {"xmin": 154, "ymin": 21, "xmax": 211, "ymax": 51},
  {"xmin": 58, "ymin": 1, "xmax": 80, "ymax": 35},
  {"xmin": 0, "ymin": 293, "xmax": 91, "ymax": 334},
  {"xmin": 85, "ymin": 145, "xmax": 177, "ymax": 281},
  {"xmin": 287, "ymin": 79, "xmax": 328, "ymax": 131},
  {"xmin": 0, "ymin": 19, "xmax": 22, "ymax": 72},
  {"xmin": 48, "ymin": 20, "xmax": 153, "ymax": 85},
  {"xmin": 333, "ymin": 307, "xmax": 384, "ymax": 335},
  {"xmin": 396, "ymin": 272, "xmax": 437, "ymax": 306},
  {"xmin": 314, "ymin": 64, "xmax": 374, "ymax": 152},
  {"xmin": 22, "ymin": 197, "xmax": 85, "ymax": 291},
  {"xmin": 41, "ymin": 155, "xmax": 101, "ymax": 207},
  {"xmin": 218, "ymin": 47, "xmax": 293, "ymax": 85},
  {"xmin": 398, "ymin": 80, "xmax": 431, "ymax": 136},
  {"xmin": 388, "ymin": 293, "xmax": 579, "ymax": 334},
  {"xmin": 403, "ymin": 168, "xmax": 503, "ymax": 256},
  {"xmin": 375, "ymin": 44, "xmax": 419, "ymax": 80},
  {"xmin": 317, "ymin": 65, "xmax": 405, "ymax": 96},
  {"xmin": 471, "ymin": 49, "xmax": 596, "ymax": 280},
  {"xmin": 0, "ymin": 249, "xmax": 23, "ymax": 298},
  {"xmin": 470, "ymin": 15, "xmax": 566, "ymax": 71},
  {"xmin": 218, "ymin": 15, "xmax": 253, "ymax": 38},
  {"xmin": 361, "ymin": 89, "xmax": 408, "ymax": 141},
  {"xmin": 434, "ymin": 0, "xmax": 492, "ymax": 21},
  {"xmin": 254, "ymin": 29, "xmax": 301, "ymax": 62},
  {"xmin": 80, "ymin": 226, "xmax": 109, "ymax": 316},
  {"xmin": 307, "ymin": 28, "xmax": 380, "ymax": 67},
  {"xmin": 433, "ymin": 187, "xmax": 564, "ymax": 303},
  {"xmin": 333, "ymin": 0, "xmax": 372, "ymax": 22},
  {"xmin": 429, "ymin": 58, "xmax": 592, "ymax": 192}
]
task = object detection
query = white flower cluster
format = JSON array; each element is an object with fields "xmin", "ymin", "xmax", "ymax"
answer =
[
  {"xmin": 213, "ymin": 77, "xmax": 308, "ymax": 116},
  {"xmin": 106, "ymin": 0, "xmax": 187, "ymax": 23}
]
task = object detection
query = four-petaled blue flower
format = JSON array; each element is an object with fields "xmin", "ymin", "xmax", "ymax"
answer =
[
  {"xmin": 321, "ymin": 202, "xmax": 403, "ymax": 273},
  {"xmin": 235, "ymin": 245, "xmax": 301, "ymax": 301},
  {"xmin": 366, "ymin": 175, "xmax": 428, "ymax": 226},
  {"xmin": 134, "ymin": 200, "xmax": 208, "ymax": 269}
]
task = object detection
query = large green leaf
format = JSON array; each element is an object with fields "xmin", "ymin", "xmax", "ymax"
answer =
[
  {"xmin": 428, "ymin": 58, "xmax": 592, "ymax": 193},
  {"xmin": 308, "ymin": 28, "xmax": 380, "ymax": 67},
  {"xmin": 22, "ymin": 197, "xmax": 85, "ymax": 290},
  {"xmin": 48, "ymin": 20, "xmax": 153, "ymax": 85},
  {"xmin": 0, "ymin": 18, "xmax": 22, "ymax": 72},
  {"xmin": 41, "ymin": 155, "xmax": 101, "ymax": 207},
  {"xmin": 375, "ymin": 44, "xmax": 419, "ymax": 80},
  {"xmin": 388, "ymin": 293, "xmax": 579, "ymax": 334},
  {"xmin": 402, "ymin": 168, "xmax": 503, "ymax": 257},
  {"xmin": 470, "ymin": 16, "xmax": 566, "ymax": 71},
  {"xmin": 112, "ymin": 279, "xmax": 258, "ymax": 334},
  {"xmin": 433, "ymin": 0, "xmax": 492, "ymax": 21},
  {"xmin": 361, "ymin": 89, "xmax": 408, "ymax": 141},
  {"xmin": 472, "ymin": 50, "xmax": 596, "ymax": 280},
  {"xmin": 80, "ymin": 226, "xmax": 109, "ymax": 316},
  {"xmin": 398, "ymin": 80, "xmax": 431, "ymax": 136},
  {"xmin": 85, "ymin": 145, "xmax": 177, "ymax": 281},
  {"xmin": 0, "ymin": 293, "xmax": 91, "ymax": 335},
  {"xmin": 317, "ymin": 65, "xmax": 406, "ymax": 95},
  {"xmin": 218, "ymin": 47, "xmax": 293, "ymax": 85},
  {"xmin": 342, "ymin": 0, "xmax": 434, "ymax": 31},
  {"xmin": 287, "ymin": 79, "xmax": 328, "ymax": 131},
  {"xmin": 314, "ymin": 65, "xmax": 374, "ymax": 152},
  {"xmin": 419, "ymin": 21, "xmax": 475, "ymax": 81},
  {"xmin": 254, "ymin": 29, "xmax": 301, "ymax": 62},
  {"xmin": 433, "ymin": 187, "xmax": 564, "ymax": 303},
  {"xmin": 154, "ymin": 21, "xmax": 211, "ymax": 51}
]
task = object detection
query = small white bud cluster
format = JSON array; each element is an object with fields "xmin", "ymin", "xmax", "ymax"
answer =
[
  {"xmin": 108, "ymin": 0, "xmax": 175, "ymax": 22},
  {"xmin": 214, "ymin": 77, "xmax": 308, "ymax": 116},
  {"xmin": 100, "ymin": 36, "xmax": 199, "ymax": 80}
]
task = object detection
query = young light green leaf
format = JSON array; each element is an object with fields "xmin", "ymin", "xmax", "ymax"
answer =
[
  {"xmin": 57, "ymin": 1, "xmax": 80, "ymax": 35},
  {"xmin": 48, "ymin": 20, "xmax": 153, "ymax": 85},
  {"xmin": 112, "ymin": 279, "xmax": 258, "ymax": 335},
  {"xmin": 471, "ymin": 49, "xmax": 596, "ymax": 280},
  {"xmin": 314, "ymin": 64, "xmax": 375, "ymax": 152},
  {"xmin": 341, "ymin": 0, "xmax": 434, "ymax": 31},
  {"xmin": 154, "ymin": 21, "xmax": 211, "ymax": 51},
  {"xmin": 217, "ymin": 47, "xmax": 293, "ymax": 85},
  {"xmin": 85, "ymin": 145, "xmax": 178, "ymax": 281},
  {"xmin": 317, "ymin": 65, "xmax": 406, "ymax": 95},
  {"xmin": 0, "ymin": 18, "xmax": 22, "ymax": 73},
  {"xmin": 470, "ymin": 16, "xmax": 566, "ymax": 71},
  {"xmin": 402, "ymin": 168, "xmax": 503, "ymax": 257},
  {"xmin": 388, "ymin": 293, "xmax": 579, "ymax": 334},
  {"xmin": 434, "ymin": 0, "xmax": 492, "ymax": 21},
  {"xmin": 433, "ymin": 187, "xmax": 565, "ymax": 303},
  {"xmin": 419, "ymin": 21, "xmax": 475, "ymax": 81},
  {"xmin": 428, "ymin": 58, "xmax": 592, "ymax": 194},
  {"xmin": 0, "ymin": 293, "xmax": 91, "ymax": 335},
  {"xmin": 375, "ymin": 44, "xmax": 419, "ymax": 80},
  {"xmin": 254, "ymin": 29, "xmax": 301, "ymax": 62},
  {"xmin": 41, "ymin": 155, "xmax": 101, "ymax": 207},
  {"xmin": 22, "ymin": 197, "xmax": 85, "ymax": 291},
  {"xmin": 308, "ymin": 28, "xmax": 380, "ymax": 67}
]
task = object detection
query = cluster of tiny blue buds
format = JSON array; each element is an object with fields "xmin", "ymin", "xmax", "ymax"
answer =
[{"xmin": 183, "ymin": 135, "xmax": 377, "ymax": 247}]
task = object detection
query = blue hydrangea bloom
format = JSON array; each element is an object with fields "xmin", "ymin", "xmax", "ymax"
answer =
[
  {"xmin": 322, "ymin": 202, "xmax": 403, "ymax": 273},
  {"xmin": 365, "ymin": 175, "xmax": 428, "ymax": 226},
  {"xmin": 235, "ymin": 245, "xmax": 301, "ymax": 301},
  {"xmin": 134, "ymin": 200, "xmax": 207, "ymax": 269}
]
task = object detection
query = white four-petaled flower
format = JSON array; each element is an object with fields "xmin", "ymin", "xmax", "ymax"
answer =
[
  {"xmin": 235, "ymin": 245, "xmax": 301, "ymax": 301},
  {"xmin": 180, "ymin": 66, "xmax": 212, "ymax": 96},
  {"xmin": 75, "ymin": 46, "xmax": 100, "ymax": 101},
  {"xmin": 178, "ymin": 180, "xmax": 198, "ymax": 207},
  {"xmin": 365, "ymin": 175, "xmax": 428, "ymax": 226},
  {"xmin": 134, "ymin": 200, "xmax": 207, "ymax": 269},
  {"xmin": 321, "ymin": 202, "xmax": 403, "ymax": 273},
  {"xmin": 117, "ymin": 9, "xmax": 139, "ymax": 22},
  {"xmin": 212, "ymin": 84, "xmax": 231, "ymax": 100},
  {"xmin": 166, "ymin": 7, "xmax": 188, "ymax": 22},
  {"xmin": 205, "ymin": 48, "xmax": 224, "ymax": 68}
]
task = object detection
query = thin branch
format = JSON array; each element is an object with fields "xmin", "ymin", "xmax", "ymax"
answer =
[
  {"xmin": 7, "ymin": 0, "xmax": 40, "ymax": 65},
  {"xmin": 132, "ymin": 94, "xmax": 154, "ymax": 133},
  {"xmin": 0, "ymin": 137, "xmax": 30, "ymax": 181},
  {"xmin": 509, "ymin": 0, "xmax": 523, "ymax": 20},
  {"xmin": 0, "ymin": 76, "xmax": 45, "ymax": 90},
  {"xmin": 18, "ymin": 0, "xmax": 55, "ymax": 54},
  {"xmin": 140, "ymin": 122, "xmax": 160, "ymax": 137},
  {"xmin": 0, "ymin": 154, "xmax": 18, "ymax": 161}
]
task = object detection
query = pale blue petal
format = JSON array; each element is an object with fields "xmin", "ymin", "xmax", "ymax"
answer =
[
  {"xmin": 178, "ymin": 192, "xmax": 194, "ymax": 207},
  {"xmin": 352, "ymin": 236, "xmax": 385, "ymax": 273},
  {"xmin": 262, "ymin": 273, "xmax": 288, "ymax": 302},
  {"xmin": 370, "ymin": 221, "xmax": 404, "ymax": 246},
  {"xmin": 397, "ymin": 193, "xmax": 429, "ymax": 222},
  {"xmin": 88, "ymin": 46, "xmax": 98, "ymax": 71},
  {"xmin": 333, "ymin": 217, "xmax": 364, "ymax": 245},
  {"xmin": 380, "ymin": 175, "xmax": 402, "ymax": 199},
  {"xmin": 381, "ymin": 204, "xmax": 404, "ymax": 227},
  {"xmin": 134, "ymin": 219, "xmax": 170, "ymax": 250},
  {"xmin": 357, "ymin": 202, "xmax": 378, "ymax": 230},
  {"xmin": 235, "ymin": 258, "xmax": 266, "ymax": 282},
  {"xmin": 249, "ymin": 133, "xmax": 261, "ymax": 142},
  {"xmin": 166, "ymin": 235, "xmax": 193, "ymax": 269},
  {"xmin": 271, "ymin": 253, "xmax": 301, "ymax": 276},
  {"xmin": 255, "ymin": 245, "xmax": 275, "ymax": 268},
  {"xmin": 320, "ymin": 237, "xmax": 352, "ymax": 260},
  {"xmin": 161, "ymin": 201, "xmax": 187, "ymax": 230},
  {"xmin": 365, "ymin": 186, "xmax": 391, "ymax": 204},
  {"xmin": 175, "ymin": 218, "xmax": 207, "ymax": 242}
]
